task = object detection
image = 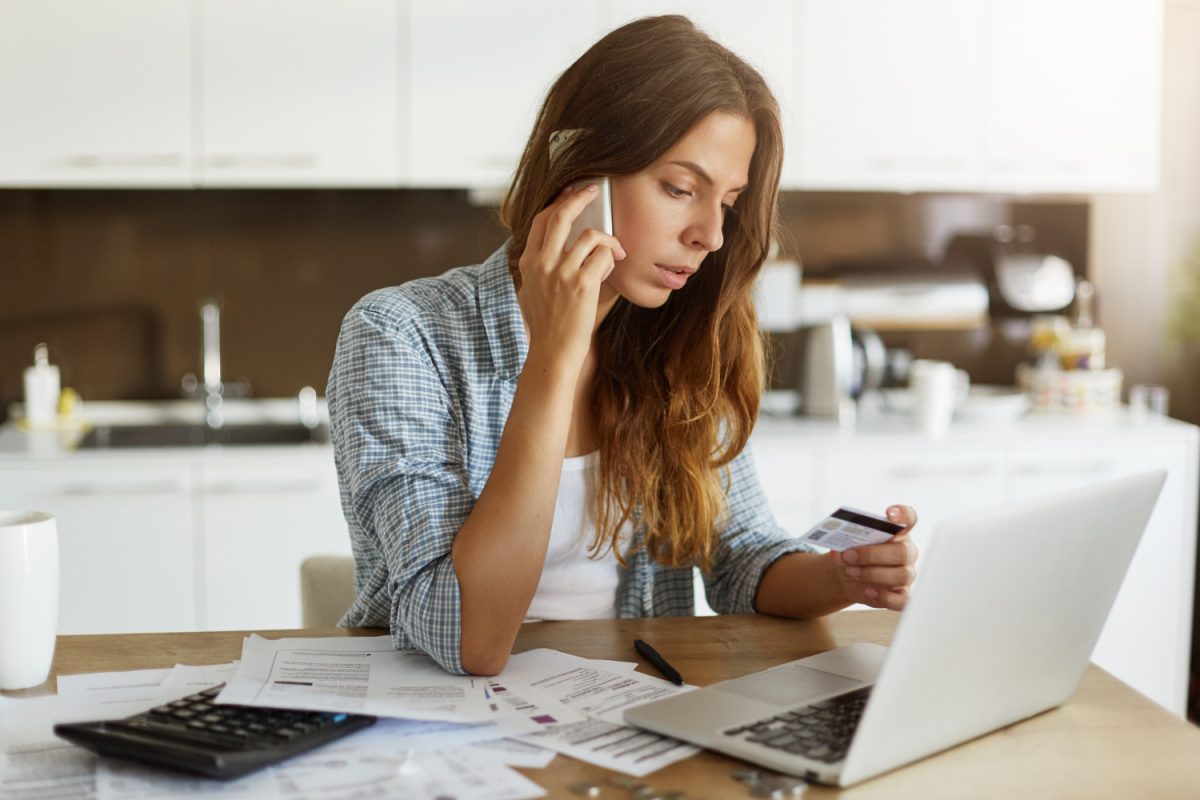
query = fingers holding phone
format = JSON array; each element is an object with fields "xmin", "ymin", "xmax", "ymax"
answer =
[{"xmin": 517, "ymin": 180, "xmax": 624, "ymax": 367}]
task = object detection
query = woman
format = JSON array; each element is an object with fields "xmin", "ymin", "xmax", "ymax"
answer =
[{"xmin": 328, "ymin": 15, "xmax": 918, "ymax": 676}]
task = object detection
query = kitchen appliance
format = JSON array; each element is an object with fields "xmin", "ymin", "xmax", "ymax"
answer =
[
  {"xmin": 798, "ymin": 319, "xmax": 904, "ymax": 417},
  {"xmin": 800, "ymin": 316, "xmax": 854, "ymax": 416},
  {"xmin": 943, "ymin": 225, "xmax": 1076, "ymax": 317},
  {"xmin": 821, "ymin": 257, "xmax": 990, "ymax": 331}
]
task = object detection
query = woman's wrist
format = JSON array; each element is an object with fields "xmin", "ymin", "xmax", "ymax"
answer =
[{"xmin": 522, "ymin": 345, "xmax": 587, "ymax": 388}]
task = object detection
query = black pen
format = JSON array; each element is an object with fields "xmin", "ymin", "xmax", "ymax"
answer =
[{"xmin": 634, "ymin": 638, "xmax": 684, "ymax": 685}]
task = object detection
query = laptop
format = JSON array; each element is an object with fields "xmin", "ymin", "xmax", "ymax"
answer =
[{"xmin": 624, "ymin": 469, "xmax": 1166, "ymax": 787}]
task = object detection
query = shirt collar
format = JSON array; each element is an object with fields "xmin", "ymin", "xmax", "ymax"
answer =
[{"xmin": 478, "ymin": 243, "xmax": 528, "ymax": 380}]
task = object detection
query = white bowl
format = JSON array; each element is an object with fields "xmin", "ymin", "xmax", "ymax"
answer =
[{"xmin": 955, "ymin": 385, "xmax": 1031, "ymax": 423}]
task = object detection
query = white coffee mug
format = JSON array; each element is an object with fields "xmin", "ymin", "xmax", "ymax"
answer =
[
  {"xmin": 910, "ymin": 360, "xmax": 970, "ymax": 435},
  {"xmin": 0, "ymin": 511, "xmax": 59, "ymax": 690}
]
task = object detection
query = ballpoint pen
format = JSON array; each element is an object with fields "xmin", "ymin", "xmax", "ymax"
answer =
[{"xmin": 634, "ymin": 638, "xmax": 684, "ymax": 686}]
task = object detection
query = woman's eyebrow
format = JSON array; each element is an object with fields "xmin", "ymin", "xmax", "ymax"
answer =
[{"xmin": 668, "ymin": 160, "xmax": 748, "ymax": 193}]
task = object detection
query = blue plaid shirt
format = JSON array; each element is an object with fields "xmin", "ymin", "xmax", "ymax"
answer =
[{"xmin": 327, "ymin": 244, "xmax": 815, "ymax": 674}]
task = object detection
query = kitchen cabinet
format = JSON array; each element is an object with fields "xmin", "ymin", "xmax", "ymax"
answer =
[
  {"xmin": 406, "ymin": 0, "xmax": 604, "ymax": 188},
  {"xmin": 791, "ymin": 0, "xmax": 1161, "ymax": 192},
  {"xmin": 0, "ymin": 444, "xmax": 350, "ymax": 636},
  {"xmin": 0, "ymin": 0, "xmax": 1164, "ymax": 191},
  {"xmin": 0, "ymin": 461, "xmax": 196, "ymax": 634},
  {"xmin": 0, "ymin": 0, "xmax": 192, "ymax": 187},
  {"xmin": 818, "ymin": 444, "xmax": 1004, "ymax": 558},
  {"xmin": 983, "ymin": 0, "xmax": 1162, "ymax": 192},
  {"xmin": 200, "ymin": 452, "xmax": 349, "ymax": 630},
  {"xmin": 795, "ymin": 0, "xmax": 986, "ymax": 191},
  {"xmin": 197, "ymin": 0, "xmax": 399, "ymax": 187}
]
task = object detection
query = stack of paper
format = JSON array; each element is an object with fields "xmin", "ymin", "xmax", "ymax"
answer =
[{"xmin": 0, "ymin": 636, "xmax": 699, "ymax": 799}]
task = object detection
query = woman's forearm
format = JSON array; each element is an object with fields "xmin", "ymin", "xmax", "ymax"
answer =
[
  {"xmin": 451, "ymin": 349, "xmax": 579, "ymax": 675},
  {"xmin": 754, "ymin": 551, "xmax": 852, "ymax": 619}
]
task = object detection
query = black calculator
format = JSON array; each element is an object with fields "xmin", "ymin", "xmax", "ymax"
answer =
[{"xmin": 53, "ymin": 684, "xmax": 377, "ymax": 780}]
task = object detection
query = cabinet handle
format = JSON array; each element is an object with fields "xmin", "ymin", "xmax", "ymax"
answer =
[
  {"xmin": 58, "ymin": 481, "xmax": 183, "ymax": 496},
  {"xmin": 56, "ymin": 154, "xmax": 184, "ymax": 169},
  {"xmin": 205, "ymin": 481, "xmax": 322, "ymax": 495},
  {"xmin": 1015, "ymin": 461, "xmax": 1114, "ymax": 477},
  {"xmin": 202, "ymin": 155, "xmax": 317, "ymax": 169},
  {"xmin": 866, "ymin": 156, "xmax": 969, "ymax": 173},
  {"xmin": 887, "ymin": 463, "xmax": 997, "ymax": 479}
]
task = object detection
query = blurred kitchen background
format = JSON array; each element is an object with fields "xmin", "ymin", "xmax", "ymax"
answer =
[{"xmin": 2, "ymin": 0, "xmax": 1200, "ymax": 718}]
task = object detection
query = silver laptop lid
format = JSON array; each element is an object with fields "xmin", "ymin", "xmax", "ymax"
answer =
[{"xmin": 840, "ymin": 469, "xmax": 1166, "ymax": 786}]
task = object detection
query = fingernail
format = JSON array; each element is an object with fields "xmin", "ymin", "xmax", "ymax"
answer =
[
  {"xmin": 586, "ymin": 183, "xmax": 599, "ymax": 192},
  {"xmin": 617, "ymin": 246, "xmax": 627, "ymax": 259},
  {"xmin": 865, "ymin": 588, "xmax": 878, "ymax": 600},
  {"xmin": 888, "ymin": 507, "xmax": 902, "ymax": 520},
  {"xmin": 843, "ymin": 550, "xmax": 858, "ymax": 564},
  {"xmin": 845, "ymin": 566, "xmax": 861, "ymax": 579}
]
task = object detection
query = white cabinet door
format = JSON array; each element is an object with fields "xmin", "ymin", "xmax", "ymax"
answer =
[
  {"xmin": 820, "ymin": 443, "xmax": 1005, "ymax": 560},
  {"xmin": 407, "ymin": 0, "xmax": 603, "ymax": 188},
  {"xmin": 796, "ymin": 0, "xmax": 986, "ymax": 191},
  {"xmin": 983, "ymin": 0, "xmax": 1162, "ymax": 191},
  {"xmin": 0, "ymin": 0, "xmax": 192, "ymax": 187},
  {"xmin": 602, "ymin": 2, "xmax": 799, "ymax": 185},
  {"xmin": 747, "ymin": 432, "xmax": 816, "ymax": 536},
  {"xmin": 200, "ymin": 452, "xmax": 350, "ymax": 630},
  {"xmin": 1010, "ymin": 442, "xmax": 1192, "ymax": 715},
  {"xmin": 198, "ymin": 0, "xmax": 399, "ymax": 186},
  {"xmin": 0, "ymin": 461, "xmax": 196, "ymax": 634}
]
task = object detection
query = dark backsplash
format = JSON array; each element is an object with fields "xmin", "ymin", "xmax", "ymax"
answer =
[{"xmin": 0, "ymin": 189, "xmax": 1087, "ymax": 416}]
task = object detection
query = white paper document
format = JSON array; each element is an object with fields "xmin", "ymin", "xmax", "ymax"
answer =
[
  {"xmin": 2, "ymin": 640, "xmax": 703, "ymax": 794},
  {"xmin": 502, "ymin": 649, "xmax": 700, "ymax": 776},
  {"xmin": 469, "ymin": 738, "xmax": 558, "ymax": 769},
  {"xmin": 216, "ymin": 635, "xmax": 496, "ymax": 722},
  {"xmin": 501, "ymin": 648, "xmax": 692, "ymax": 725}
]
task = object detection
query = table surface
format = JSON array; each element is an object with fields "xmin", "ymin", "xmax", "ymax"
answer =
[{"xmin": 7, "ymin": 611, "xmax": 1200, "ymax": 799}]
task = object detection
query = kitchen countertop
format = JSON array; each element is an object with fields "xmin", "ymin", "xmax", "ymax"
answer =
[
  {"xmin": 0, "ymin": 393, "xmax": 1194, "ymax": 461},
  {"xmin": 0, "ymin": 398, "xmax": 332, "ymax": 459}
]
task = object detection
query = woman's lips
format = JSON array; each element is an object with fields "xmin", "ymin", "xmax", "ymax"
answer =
[{"xmin": 654, "ymin": 264, "xmax": 689, "ymax": 290}]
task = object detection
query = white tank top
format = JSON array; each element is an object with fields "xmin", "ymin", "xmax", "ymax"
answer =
[{"xmin": 524, "ymin": 451, "xmax": 621, "ymax": 621}]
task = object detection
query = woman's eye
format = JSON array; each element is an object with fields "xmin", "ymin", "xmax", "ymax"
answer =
[{"xmin": 663, "ymin": 183, "xmax": 691, "ymax": 199}]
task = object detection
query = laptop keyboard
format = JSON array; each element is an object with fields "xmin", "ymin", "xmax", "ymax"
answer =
[{"xmin": 722, "ymin": 686, "xmax": 872, "ymax": 764}]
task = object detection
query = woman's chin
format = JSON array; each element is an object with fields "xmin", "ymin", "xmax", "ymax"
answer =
[{"xmin": 605, "ymin": 279, "xmax": 673, "ymax": 310}]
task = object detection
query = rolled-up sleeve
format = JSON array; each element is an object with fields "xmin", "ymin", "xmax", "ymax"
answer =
[
  {"xmin": 703, "ymin": 443, "xmax": 818, "ymax": 614},
  {"xmin": 329, "ymin": 304, "xmax": 472, "ymax": 674}
]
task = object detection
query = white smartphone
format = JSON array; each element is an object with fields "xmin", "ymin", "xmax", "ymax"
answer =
[{"xmin": 564, "ymin": 176, "xmax": 613, "ymax": 252}]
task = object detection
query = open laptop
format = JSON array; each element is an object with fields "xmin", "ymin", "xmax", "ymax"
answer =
[{"xmin": 624, "ymin": 470, "xmax": 1166, "ymax": 787}]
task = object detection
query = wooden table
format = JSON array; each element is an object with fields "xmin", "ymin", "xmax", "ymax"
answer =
[{"xmin": 7, "ymin": 612, "xmax": 1200, "ymax": 798}]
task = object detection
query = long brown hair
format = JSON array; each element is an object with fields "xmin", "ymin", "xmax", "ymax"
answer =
[{"xmin": 500, "ymin": 15, "xmax": 783, "ymax": 571}]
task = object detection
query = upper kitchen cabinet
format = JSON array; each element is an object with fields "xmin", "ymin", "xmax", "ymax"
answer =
[
  {"xmin": 795, "ymin": 0, "xmax": 986, "ymax": 191},
  {"xmin": 405, "ymin": 0, "xmax": 604, "ymax": 189},
  {"xmin": 0, "ymin": 0, "xmax": 192, "ymax": 187},
  {"xmin": 600, "ymin": 1, "xmax": 799, "ymax": 185},
  {"xmin": 983, "ymin": 0, "xmax": 1162, "ymax": 192},
  {"xmin": 197, "ymin": 0, "xmax": 399, "ymax": 187},
  {"xmin": 793, "ymin": 0, "xmax": 1162, "ymax": 193}
]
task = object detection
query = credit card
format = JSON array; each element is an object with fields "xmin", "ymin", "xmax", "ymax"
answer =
[{"xmin": 798, "ymin": 507, "xmax": 906, "ymax": 551}]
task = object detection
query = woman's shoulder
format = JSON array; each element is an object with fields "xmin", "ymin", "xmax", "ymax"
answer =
[{"xmin": 350, "ymin": 261, "xmax": 486, "ymax": 334}]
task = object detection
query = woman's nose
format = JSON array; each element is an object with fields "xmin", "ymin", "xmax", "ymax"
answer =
[{"xmin": 687, "ymin": 205, "xmax": 724, "ymax": 253}]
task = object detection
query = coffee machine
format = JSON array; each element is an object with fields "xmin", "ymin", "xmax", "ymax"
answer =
[{"xmin": 942, "ymin": 225, "xmax": 1076, "ymax": 317}]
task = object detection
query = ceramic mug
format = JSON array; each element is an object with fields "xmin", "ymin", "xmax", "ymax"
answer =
[
  {"xmin": 0, "ymin": 511, "xmax": 59, "ymax": 690},
  {"xmin": 909, "ymin": 360, "xmax": 970, "ymax": 435}
]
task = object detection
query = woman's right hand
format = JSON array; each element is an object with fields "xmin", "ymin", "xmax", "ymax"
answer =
[{"xmin": 516, "ymin": 183, "xmax": 625, "ymax": 370}]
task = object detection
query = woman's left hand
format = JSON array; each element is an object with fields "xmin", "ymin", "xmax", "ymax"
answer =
[{"xmin": 830, "ymin": 505, "xmax": 919, "ymax": 611}]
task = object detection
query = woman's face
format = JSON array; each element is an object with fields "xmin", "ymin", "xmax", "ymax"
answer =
[{"xmin": 604, "ymin": 111, "xmax": 756, "ymax": 309}]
